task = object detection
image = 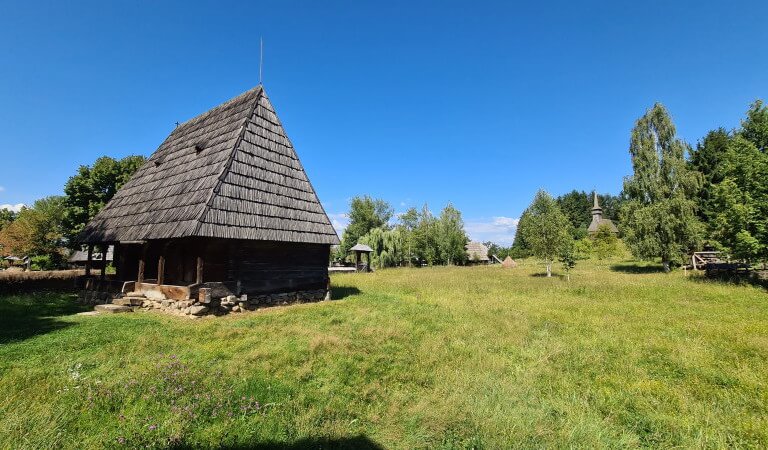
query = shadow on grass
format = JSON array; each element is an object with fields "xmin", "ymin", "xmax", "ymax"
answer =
[
  {"xmin": 174, "ymin": 435, "xmax": 384, "ymax": 450},
  {"xmin": 688, "ymin": 271, "xmax": 768, "ymax": 290},
  {"xmin": 529, "ymin": 272, "xmax": 567, "ymax": 280},
  {"xmin": 610, "ymin": 263, "xmax": 666, "ymax": 274},
  {"xmin": 331, "ymin": 286, "xmax": 361, "ymax": 300},
  {"xmin": 0, "ymin": 292, "xmax": 89, "ymax": 344}
]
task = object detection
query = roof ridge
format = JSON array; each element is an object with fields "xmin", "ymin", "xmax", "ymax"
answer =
[
  {"xmin": 175, "ymin": 85, "xmax": 262, "ymax": 132},
  {"xmin": 192, "ymin": 86, "xmax": 264, "ymax": 236},
  {"xmin": 262, "ymin": 90, "xmax": 339, "ymax": 241}
]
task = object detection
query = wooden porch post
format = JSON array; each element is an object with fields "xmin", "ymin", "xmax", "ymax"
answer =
[
  {"xmin": 137, "ymin": 244, "xmax": 146, "ymax": 285},
  {"xmin": 85, "ymin": 244, "xmax": 93, "ymax": 276},
  {"xmin": 355, "ymin": 251, "xmax": 361, "ymax": 272},
  {"xmin": 196, "ymin": 256, "xmax": 204, "ymax": 284},
  {"xmin": 157, "ymin": 254, "xmax": 165, "ymax": 286},
  {"xmin": 113, "ymin": 243, "xmax": 121, "ymax": 279},
  {"xmin": 99, "ymin": 244, "xmax": 107, "ymax": 280}
]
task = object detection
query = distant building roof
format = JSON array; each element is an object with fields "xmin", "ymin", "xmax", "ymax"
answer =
[
  {"xmin": 587, "ymin": 218, "xmax": 619, "ymax": 233},
  {"xmin": 3, "ymin": 255, "xmax": 28, "ymax": 262},
  {"xmin": 349, "ymin": 243, "xmax": 373, "ymax": 253},
  {"xmin": 68, "ymin": 247, "xmax": 114, "ymax": 263},
  {"xmin": 465, "ymin": 241, "xmax": 490, "ymax": 261}
]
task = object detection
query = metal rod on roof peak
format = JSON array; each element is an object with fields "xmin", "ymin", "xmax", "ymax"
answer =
[{"xmin": 259, "ymin": 37, "xmax": 264, "ymax": 86}]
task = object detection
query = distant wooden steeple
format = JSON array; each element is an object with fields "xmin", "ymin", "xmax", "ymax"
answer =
[{"xmin": 588, "ymin": 192, "xmax": 618, "ymax": 234}]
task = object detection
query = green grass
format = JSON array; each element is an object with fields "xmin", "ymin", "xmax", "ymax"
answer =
[{"xmin": 1, "ymin": 260, "xmax": 767, "ymax": 449}]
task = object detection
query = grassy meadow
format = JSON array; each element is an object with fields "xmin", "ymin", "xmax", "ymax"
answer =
[{"xmin": 1, "ymin": 260, "xmax": 767, "ymax": 449}]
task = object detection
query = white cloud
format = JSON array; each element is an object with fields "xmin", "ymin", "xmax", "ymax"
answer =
[
  {"xmin": 465, "ymin": 216, "xmax": 519, "ymax": 246},
  {"xmin": 0, "ymin": 203, "xmax": 25, "ymax": 213},
  {"xmin": 327, "ymin": 212, "xmax": 349, "ymax": 235}
]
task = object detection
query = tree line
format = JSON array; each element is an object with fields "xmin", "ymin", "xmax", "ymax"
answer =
[
  {"xmin": 2, "ymin": 99, "xmax": 766, "ymax": 273},
  {"xmin": 501, "ymin": 99, "xmax": 768, "ymax": 275},
  {"xmin": 0, "ymin": 156, "xmax": 145, "ymax": 269},
  {"xmin": 335, "ymin": 196, "xmax": 469, "ymax": 268}
]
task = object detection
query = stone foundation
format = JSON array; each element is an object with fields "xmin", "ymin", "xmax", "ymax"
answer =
[{"xmin": 139, "ymin": 289, "xmax": 329, "ymax": 317}]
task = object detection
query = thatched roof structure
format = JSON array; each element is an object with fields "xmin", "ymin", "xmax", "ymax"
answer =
[
  {"xmin": 501, "ymin": 256, "xmax": 517, "ymax": 268},
  {"xmin": 465, "ymin": 241, "xmax": 490, "ymax": 261},
  {"xmin": 80, "ymin": 86, "xmax": 339, "ymax": 246}
]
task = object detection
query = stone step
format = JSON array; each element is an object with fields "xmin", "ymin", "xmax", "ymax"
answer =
[
  {"xmin": 113, "ymin": 297, "xmax": 145, "ymax": 306},
  {"xmin": 94, "ymin": 304, "xmax": 133, "ymax": 314}
]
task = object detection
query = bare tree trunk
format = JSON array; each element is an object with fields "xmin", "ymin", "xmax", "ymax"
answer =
[
  {"xmin": 662, "ymin": 260, "xmax": 671, "ymax": 273},
  {"xmin": 546, "ymin": 262, "xmax": 552, "ymax": 277}
]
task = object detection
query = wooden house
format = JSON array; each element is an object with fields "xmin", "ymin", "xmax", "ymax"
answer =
[{"xmin": 79, "ymin": 86, "xmax": 339, "ymax": 305}]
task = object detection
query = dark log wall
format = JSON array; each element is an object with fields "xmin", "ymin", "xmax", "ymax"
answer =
[
  {"xmin": 116, "ymin": 238, "xmax": 330, "ymax": 295},
  {"xmin": 231, "ymin": 240, "xmax": 330, "ymax": 295}
]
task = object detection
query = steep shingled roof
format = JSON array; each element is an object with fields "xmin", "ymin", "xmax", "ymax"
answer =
[{"xmin": 80, "ymin": 86, "xmax": 339, "ymax": 245}]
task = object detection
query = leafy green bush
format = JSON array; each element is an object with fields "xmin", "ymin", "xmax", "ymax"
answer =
[{"xmin": 30, "ymin": 255, "xmax": 56, "ymax": 271}]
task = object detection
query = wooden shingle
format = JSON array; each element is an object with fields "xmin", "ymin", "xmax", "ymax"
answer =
[{"xmin": 81, "ymin": 86, "xmax": 339, "ymax": 245}]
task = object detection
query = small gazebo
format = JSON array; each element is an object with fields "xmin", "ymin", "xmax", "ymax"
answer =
[{"xmin": 348, "ymin": 244, "xmax": 373, "ymax": 273}]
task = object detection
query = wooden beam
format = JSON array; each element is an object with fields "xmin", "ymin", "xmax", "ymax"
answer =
[
  {"xmin": 196, "ymin": 256, "xmax": 204, "ymax": 284},
  {"xmin": 85, "ymin": 244, "xmax": 93, "ymax": 276},
  {"xmin": 99, "ymin": 244, "xmax": 107, "ymax": 280},
  {"xmin": 137, "ymin": 244, "xmax": 146, "ymax": 285},
  {"xmin": 113, "ymin": 243, "xmax": 121, "ymax": 279},
  {"xmin": 157, "ymin": 254, "xmax": 165, "ymax": 286}
]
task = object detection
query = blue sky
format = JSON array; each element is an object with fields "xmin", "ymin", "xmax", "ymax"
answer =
[{"xmin": 1, "ymin": 1, "xmax": 766, "ymax": 244}]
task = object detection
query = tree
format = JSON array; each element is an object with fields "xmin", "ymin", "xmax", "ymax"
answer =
[
  {"xmin": 484, "ymin": 241, "xmax": 512, "ymax": 260},
  {"xmin": 510, "ymin": 208, "xmax": 533, "ymax": 258},
  {"xmin": 741, "ymin": 100, "xmax": 768, "ymax": 152},
  {"xmin": 558, "ymin": 239, "xmax": 577, "ymax": 281},
  {"xmin": 0, "ymin": 208, "xmax": 16, "ymax": 232},
  {"xmin": 339, "ymin": 196, "xmax": 393, "ymax": 255},
  {"xmin": 436, "ymin": 203, "xmax": 468, "ymax": 265},
  {"xmin": 412, "ymin": 204, "xmax": 439, "ymax": 265},
  {"xmin": 63, "ymin": 155, "xmax": 145, "ymax": 244},
  {"xmin": 557, "ymin": 190, "xmax": 591, "ymax": 237},
  {"xmin": 521, "ymin": 190, "xmax": 571, "ymax": 277},
  {"xmin": 598, "ymin": 193, "xmax": 623, "ymax": 226},
  {"xmin": 592, "ymin": 223, "xmax": 620, "ymax": 260},
  {"xmin": 620, "ymin": 104, "xmax": 703, "ymax": 272},
  {"xmin": 398, "ymin": 207, "xmax": 420, "ymax": 266},
  {"xmin": 0, "ymin": 196, "xmax": 66, "ymax": 265},
  {"xmin": 690, "ymin": 128, "xmax": 732, "ymax": 233},
  {"xmin": 360, "ymin": 227, "xmax": 405, "ymax": 269},
  {"xmin": 689, "ymin": 101, "xmax": 768, "ymax": 263},
  {"xmin": 706, "ymin": 136, "xmax": 768, "ymax": 262}
]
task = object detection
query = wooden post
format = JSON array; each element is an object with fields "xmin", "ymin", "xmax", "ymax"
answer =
[
  {"xmin": 113, "ymin": 243, "xmax": 121, "ymax": 279},
  {"xmin": 137, "ymin": 244, "xmax": 146, "ymax": 285},
  {"xmin": 85, "ymin": 244, "xmax": 93, "ymax": 276},
  {"xmin": 99, "ymin": 244, "xmax": 107, "ymax": 280},
  {"xmin": 355, "ymin": 251, "xmax": 361, "ymax": 272},
  {"xmin": 196, "ymin": 256, "xmax": 204, "ymax": 284},
  {"xmin": 157, "ymin": 254, "xmax": 165, "ymax": 286}
]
